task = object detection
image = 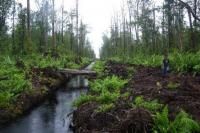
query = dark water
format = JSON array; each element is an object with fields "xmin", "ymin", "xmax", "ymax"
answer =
[{"xmin": 0, "ymin": 62, "xmax": 95, "ymax": 133}]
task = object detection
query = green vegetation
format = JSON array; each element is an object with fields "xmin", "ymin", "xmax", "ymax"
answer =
[
  {"xmin": 96, "ymin": 91, "xmax": 120, "ymax": 104},
  {"xmin": 153, "ymin": 107, "xmax": 200, "ymax": 133},
  {"xmin": 131, "ymin": 96, "xmax": 200, "ymax": 132},
  {"xmin": 133, "ymin": 96, "xmax": 162, "ymax": 112},
  {"xmin": 95, "ymin": 103, "xmax": 115, "ymax": 113},
  {"xmin": 103, "ymin": 51, "xmax": 200, "ymax": 73},
  {"xmin": 73, "ymin": 94, "xmax": 96, "ymax": 108},
  {"xmin": 167, "ymin": 82, "xmax": 181, "ymax": 90},
  {"xmin": 90, "ymin": 76, "xmax": 128, "ymax": 93},
  {"xmin": 0, "ymin": 57, "xmax": 31, "ymax": 109},
  {"xmin": 74, "ymin": 76, "xmax": 127, "ymax": 112},
  {"xmin": 0, "ymin": 54, "xmax": 92, "ymax": 110},
  {"xmin": 92, "ymin": 61, "xmax": 105, "ymax": 74}
]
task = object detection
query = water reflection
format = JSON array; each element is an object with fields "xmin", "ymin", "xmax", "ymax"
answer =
[
  {"xmin": 0, "ymin": 89, "xmax": 87, "ymax": 133},
  {"xmin": 0, "ymin": 62, "xmax": 95, "ymax": 133},
  {"xmin": 67, "ymin": 76, "xmax": 89, "ymax": 89}
]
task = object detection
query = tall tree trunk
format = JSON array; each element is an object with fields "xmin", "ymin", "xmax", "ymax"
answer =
[
  {"xmin": 27, "ymin": 0, "xmax": 32, "ymax": 52},
  {"xmin": 188, "ymin": 10, "xmax": 195, "ymax": 50},
  {"xmin": 193, "ymin": 0, "xmax": 197, "ymax": 49},
  {"xmin": 76, "ymin": 0, "xmax": 79, "ymax": 55},
  {"xmin": 61, "ymin": 1, "xmax": 64, "ymax": 44},
  {"xmin": 12, "ymin": 0, "xmax": 16, "ymax": 54},
  {"xmin": 52, "ymin": 0, "xmax": 56, "ymax": 49},
  {"xmin": 70, "ymin": 13, "xmax": 74, "ymax": 51},
  {"xmin": 123, "ymin": 18, "xmax": 126, "ymax": 57},
  {"xmin": 135, "ymin": 1, "xmax": 139, "ymax": 45},
  {"xmin": 167, "ymin": 4, "xmax": 173, "ymax": 49},
  {"xmin": 153, "ymin": 7, "xmax": 156, "ymax": 53}
]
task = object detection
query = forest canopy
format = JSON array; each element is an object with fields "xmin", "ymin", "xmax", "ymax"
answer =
[
  {"xmin": 100, "ymin": 0, "xmax": 200, "ymax": 59},
  {"xmin": 0, "ymin": 0, "xmax": 95, "ymax": 58}
]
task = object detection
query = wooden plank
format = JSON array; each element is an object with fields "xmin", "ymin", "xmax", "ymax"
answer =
[{"xmin": 58, "ymin": 69, "xmax": 96, "ymax": 76}]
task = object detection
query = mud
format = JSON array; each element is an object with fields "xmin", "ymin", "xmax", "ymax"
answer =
[
  {"xmin": 129, "ymin": 66, "xmax": 200, "ymax": 122},
  {"xmin": 72, "ymin": 60, "xmax": 200, "ymax": 133}
]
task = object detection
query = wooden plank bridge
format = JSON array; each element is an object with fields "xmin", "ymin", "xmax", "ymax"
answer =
[{"xmin": 58, "ymin": 68, "xmax": 97, "ymax": 77}]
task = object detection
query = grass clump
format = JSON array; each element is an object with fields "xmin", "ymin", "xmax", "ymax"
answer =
[
  {"xmin": 121, "ymin": 92, "xmax": 131, "ymax": 99},
  {"xmin": 95, "ymin": 103, "xmax": 115, "ymax": 113},
  {"xmin": 153, "ymin": 106, "xmax": 200, "ymax": 133},
  {"xmin": 74, "ymin": 76, "xmax": 127, "ymax": 109},
  {"xmin": 133, "ymin": 96, "xmax": 162, "ymax": 112},
  {"xmin": 0, "ymin": 54, "xmax": 88, "ymax": 109},
  {"xmin": 97, "ymin": 90, "xmax": 120, "ymax": 104},
  {"xmin": 90, "ymin": 76, "xmax": 128, "ymax": 93},
  {"xmin": 167, "ymin": 82, "xmax": 180, "ymax": 90},
  {"xmin": 0, "ymin": 57, "xmax": 32, "ymax": 109},
  {"xmin": 73, "ymin": 94, "xmax": 96, "ymax": 107},
  {"xmin": 0, "ymin": 92, "xmax": 14, "ymax": 109},
  {"xmin": 92, "ymin": 61, "xmax": 105, "ymax": 74}
]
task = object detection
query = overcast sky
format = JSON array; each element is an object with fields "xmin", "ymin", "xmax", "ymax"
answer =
[{"xmin": 16, "ymin": 0, "xmax": 163, "ymax": 57}]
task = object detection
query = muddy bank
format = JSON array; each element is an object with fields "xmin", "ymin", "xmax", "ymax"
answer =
[
  {"xmin": 0, "ymin": 67, "xmax": 75, "ymax": 126},
  {"xmin": 72, "ymin": 60, "xmax": 200, "ymax": 133},
  {"xmin": 129, "ymin": 66, "xmax": 200, "ymax": 122}
]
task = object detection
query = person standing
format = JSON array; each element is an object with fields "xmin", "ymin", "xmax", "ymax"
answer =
[{"xmin": 163, "ymin": 54, "xmax": 170, "ymax": 77}]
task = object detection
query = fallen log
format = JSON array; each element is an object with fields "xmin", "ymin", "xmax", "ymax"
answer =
[{"xmin": 58, "ymin": 68, "xmax": 97, "ymax": 76}]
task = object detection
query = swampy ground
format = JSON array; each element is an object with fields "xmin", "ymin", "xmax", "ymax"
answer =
[{"xmin": 72, "ymin": 60, "xmax": 200, "ymax": 133}]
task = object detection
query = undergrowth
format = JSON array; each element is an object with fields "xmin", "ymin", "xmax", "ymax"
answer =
[
  {"xmin": 73, "ymin": 76, "xmax": 127, "ymax": 111},
  {"xmin": 167, "ymin": 82, "xmax": 180, "ymax": 90},
  {"xmin": 153, "ymin": 106, "xmax": 200, "ymax": 133},
  {"xmin": 0, "ymin": 54, "xmax": 90, "ymax": 109},
  {"xmin": 0, "ymin": 57, "xmax": 31, "ymax": 109},
  {"xmin": 92, "ymin": 60, "xmax": 105, "ymax": 74},
  {"xmin": 133, "ymin": 96, "xmax": 162, "ymax": 112},
  {"xmin": 90, "ymin": 76, "xmax": 127, "ymax": 93},
  {"xmin": 109, "ymin": 51, "xmax": 200, "ymax": 73}
]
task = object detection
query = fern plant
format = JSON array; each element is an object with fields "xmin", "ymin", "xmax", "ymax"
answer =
[
  {"xmin": 95, "ymin": 103, "xmax": 115, "ymax": 113},
  {"xmin": 73, "ymin": 94, "xmax": 96, "ymax": 107},
  {"xmin": 153, "ymin": 107, "xmax": 200, "ymax": 133},
  {"xmin": 97, "ymin": 90, "xmax": 120, "ymax": 104},
  {"xmin": 134, "ymin": 96, "xmax": 162, "ymax": 112},
  {"xmin": 92, "ymin": 61, "xmax": 105, "ymax": 74},
  {"xmin": 90, "ymin": 76, "xmax": 127, "ymax": 93},
  {"xmin": 74, "ymin": 76, "xmax": 125, "ymax": 108}
]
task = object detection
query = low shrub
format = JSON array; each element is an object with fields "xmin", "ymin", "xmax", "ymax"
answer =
[
  {"xmin": 153, "ymin": 106, "xmax": 200, "ymax": 133},
  {"xmin": 167, "ymin": 82, "xmax": 180, "ymax": 90},
  {"xmin": 90, "ymin": 76, "xmax": 128, "ymax": 93},
  {"xmin": 73, "ymin": 94, "xmax": 96, "ymax": 107},
  {"xmin": 74, "ymin": 76, "xmax": 127, "ymax": 108},
  {"xmin": 92, "ymin": 61, "xmax": 105, "ymax": 74},
  {"xmin": 133, "ymin": 96, "xmax": 162, "ymax": 112},
  {"xmin": 97, "ymin": 91, "xmax": 120, "ymax": 104},
  {"xmin": 95, "ymin": 103, "xmax": 115, "ymax": 113}
]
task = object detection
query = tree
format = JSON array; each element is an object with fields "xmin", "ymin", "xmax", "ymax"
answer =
[
  {"xmin": 76, "ymin": 0, "xmax": 79, "ymax": 55},
  {"xmin": 15, "ymin": 4, "xmax": 26, "ymax": 54},
  {"xmin": 52, "ymin": 0, "xmax": 56, "ymax": 50},
  {"xmin": 35, "ymin": 0, "xmax": 50, "ymax": 52},
  {"xmin": 26, "ymin": 0, "xmax": 32, "ymax": 52},
  {"xmin": 12, "ymin": 0, "xmax": 16, "ymax": 54},
  {"xmin": 0, "ymin": 0, "xmax": 12, "ymax": 51}
]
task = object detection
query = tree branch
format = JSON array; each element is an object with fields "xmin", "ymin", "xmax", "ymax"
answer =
[{"xmin": 177, "ymin": 0, "xmax": 200, "ymax": 22}]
